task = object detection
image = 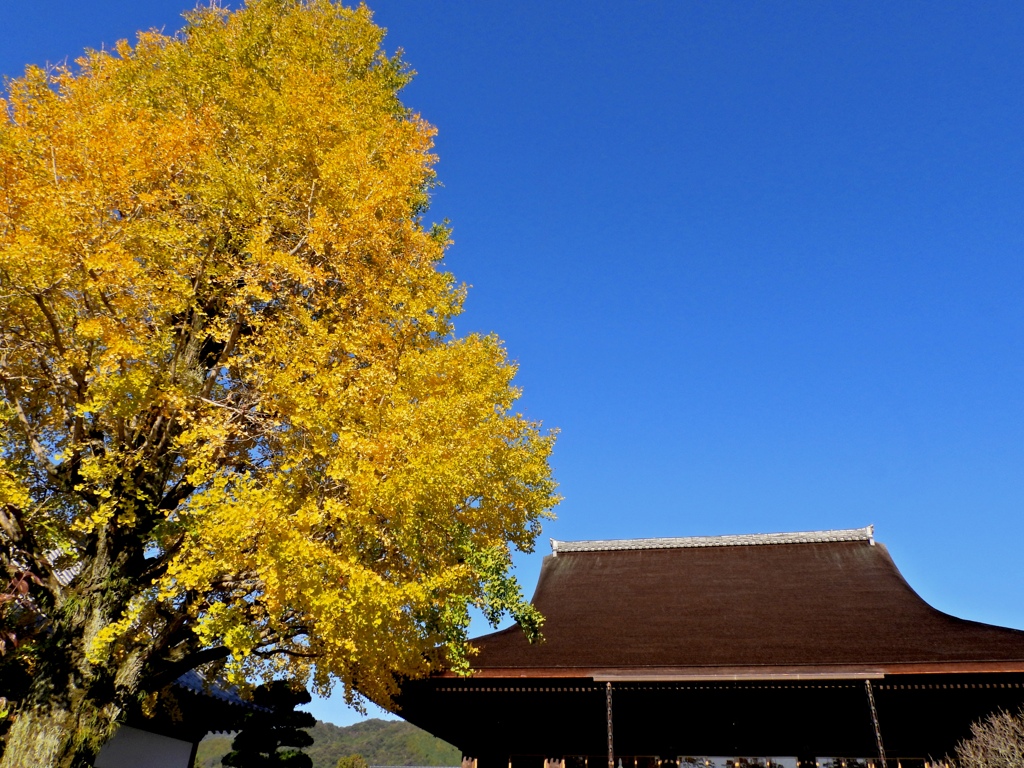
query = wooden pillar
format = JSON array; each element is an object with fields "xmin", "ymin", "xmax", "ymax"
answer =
[
  {"xmin": 463, "ymin": 757, "xmax": 478, "ymax": 768},
  {"xmin": 606, "ymin": 682, "xmax": 615, "ymax": 768}
]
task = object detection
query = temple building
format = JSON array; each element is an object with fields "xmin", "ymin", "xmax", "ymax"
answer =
[
  {"xmin": 94, "ymin": 671, "xmax": 259, "ymax": 768},
  {"xmin": 393, "ymin": 527, "xmax": 1024, "ymax": 768}
]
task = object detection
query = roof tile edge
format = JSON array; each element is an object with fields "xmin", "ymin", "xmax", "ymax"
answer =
[{"xmin": 550, "ymin": 525, "xmax": 874, "ymax": 555}]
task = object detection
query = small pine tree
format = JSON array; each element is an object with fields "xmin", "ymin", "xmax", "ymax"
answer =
[{"xmin": 224, "ymin": 681, "xmax": 316, "ymax": 768}]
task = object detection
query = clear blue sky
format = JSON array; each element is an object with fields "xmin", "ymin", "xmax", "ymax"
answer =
[{"xmin": 3, "ymin": 1, "xmax": 1024, "ymax": 727}]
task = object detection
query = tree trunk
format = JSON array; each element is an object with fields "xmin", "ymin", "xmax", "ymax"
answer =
[
  {"xmin": 0, "ymin": 538, "xmax": 142, "ymax": 768},
  {"xmin": 0, "ymin": 637, "xmax": 138, "ymax": 768},
  {"xmin": 0, "ymin": 696, "xmax": 113, "ymax": 768}
]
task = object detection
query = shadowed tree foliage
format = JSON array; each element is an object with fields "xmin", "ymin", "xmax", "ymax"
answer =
[
  {"xmin": 0, "ymin": 1, "xmax": 557, "ymax": 765},
  {"xmin": 194, "ymin": 718, "xmax": 461, "ymax": 768},
  {"xmin": 224, "ymin": 681, "xmax": 315, "ymax": 768}
]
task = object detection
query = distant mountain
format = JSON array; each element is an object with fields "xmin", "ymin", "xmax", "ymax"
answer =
[{"xmin": 194, "ymin": 718, "xmax": 462, "ymax": 768}]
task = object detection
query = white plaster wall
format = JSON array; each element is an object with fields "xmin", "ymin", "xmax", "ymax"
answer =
[{"xmin": 94, "ymin": 725, "xmax": 194, "ymax": 768}]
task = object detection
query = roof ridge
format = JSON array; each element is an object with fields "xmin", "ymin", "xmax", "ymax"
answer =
[{"xmin": 550, "ymin": 525, "xmax": 874, "ymax": 555}]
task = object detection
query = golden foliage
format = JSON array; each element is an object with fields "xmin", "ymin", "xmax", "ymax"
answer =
[{"xmin": 0, "ymin": 0, "xmax": 556, "ymax": 706}]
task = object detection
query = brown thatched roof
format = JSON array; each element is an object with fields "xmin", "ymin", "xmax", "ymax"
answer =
[{"xmin": 467, "ymin": 526, "xmax": 1024, "ymax": 679}]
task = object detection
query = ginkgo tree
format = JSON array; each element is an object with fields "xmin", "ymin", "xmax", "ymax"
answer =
[{"xmin": 0, "ymin": 2, "xmax": 557, "ymax": 766}]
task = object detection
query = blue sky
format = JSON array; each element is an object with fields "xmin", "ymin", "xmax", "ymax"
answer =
[{"xmin": 3, "ymin": 1, "xmax": 1024, "ymax": 727}]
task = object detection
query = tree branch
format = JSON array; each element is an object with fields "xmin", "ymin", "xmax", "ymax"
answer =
[
  {"xmin": 200, "ymin": 318, "xmax": 243, "ymax": 398},
  {"xmin": 0, "ymin": 504, "xmax": 25, "ymax": 547},
  {"xmin": 143, "ymin": 644, "xmax": 232, "ymax": 691},
  {"xmin": 252, "ymin": 647, "xmax": 318, "ymax": 659},
  {"xmin": 1, "ymin": 382, "xmax": 59, "ymax": 478},
  {"xmin": 0, "ymin": 503, "xmax": 63, "ymax": 596},
  {"xmin": 134, "ymin": 533, "xmax": 187, "ymax": 585},
  {"xmin": 157, "ymin": 480, "xmax": 195, "ymax": 512},
  {"xmin": 32, "ymin": 293, "xmax": 65, "ymax": 356}
]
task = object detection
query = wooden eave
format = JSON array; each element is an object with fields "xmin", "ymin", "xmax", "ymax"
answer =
[{"xmin": 438, "ymin": 660, "xmax": 1024, "ymax": 682}]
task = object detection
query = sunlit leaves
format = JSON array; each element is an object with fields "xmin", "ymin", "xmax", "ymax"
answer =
[{"xmin": 0, "ymin": 0, "xmax": 557, "ymax": 709}]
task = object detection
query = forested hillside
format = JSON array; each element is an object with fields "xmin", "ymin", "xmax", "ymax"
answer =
[{"xmin": 194, "ymin": 718, "xmax": 461, "ymax": 768}]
